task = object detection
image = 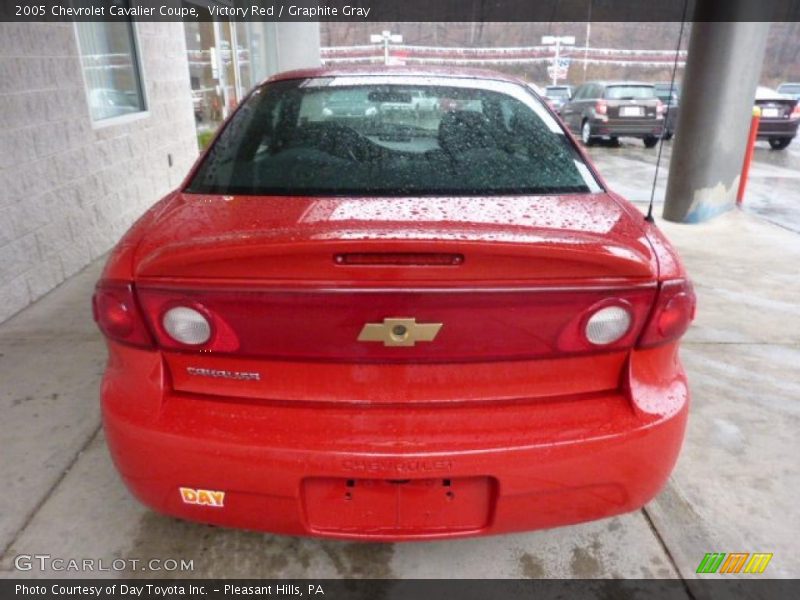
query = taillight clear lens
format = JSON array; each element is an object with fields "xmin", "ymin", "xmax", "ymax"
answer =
[
  {"xmin": 656, "ymin": 100, "xmax": 666, "ymax": 115},
  {"xmin": 92, "ymin": 281, "xmax": 153, "ymax": 348},
  {"xmin": 585, "ymin": 305, "xmax": 632, "ymax": 345},
  {"xmin": 638, "ymin": 279, "xmax": 696, "ymax": 347},
  {"xmin": 595, "ymin": 100, "xmax": 607, "ymax": 115},
  {"xmin": 162, "ymin": 306, "xmax": 212, "ymax": 345}
]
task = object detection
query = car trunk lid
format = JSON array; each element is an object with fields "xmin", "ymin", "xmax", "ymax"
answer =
[{"xmin": 134, "ymin": 193, "xmax": 656, "ymax": 283}]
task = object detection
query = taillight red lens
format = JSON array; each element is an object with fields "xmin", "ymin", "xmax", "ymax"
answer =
[
  {"xmin": 656, "ymin": 100, "xmax": 666, "ymax": 115},
  {"xmin": 791, "ymin": 103, "xmax": 800, "ymax": 120},
  {"xmin": 137, "ymin": 291, "xmax": 240, "ymax": 352},
  {"xmin": 595, "ymin": 100, "xmax": 608, "ymax": 115},
  {"xmin": 93, "ymin": 280, "xmax": 153, "ymax": 348},
  {"xmin": 638, "ymin": 279, "xmax": 696, "ymax": 347}
]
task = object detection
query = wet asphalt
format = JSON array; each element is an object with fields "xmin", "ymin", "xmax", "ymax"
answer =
[{"xmin": 585, "ymin": 136, "xmax": 800, "ymax": 232}]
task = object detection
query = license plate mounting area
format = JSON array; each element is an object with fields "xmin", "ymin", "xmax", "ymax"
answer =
[{"xmin": 302, "ymin": 476, "xmax": 495, "ymax": 535}]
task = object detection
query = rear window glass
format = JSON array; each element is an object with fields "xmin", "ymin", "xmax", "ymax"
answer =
[
  {"xmin": 604, "ymin": 86, "xmax": 656, "ymax": 100},
  {"xmin": 186, "ymin": 78, "xmax": 601, "ymax": 197},
  {"xmin": 778, "ymin": 84, "xmax": 800, "ymax": 94},
  {"xmin": 655, "ymin": 90, "xmax": 677, "ymax": 103},
  {"xmin": 546, "ymin": 88, "xmax": 571, "ymax": 98}
]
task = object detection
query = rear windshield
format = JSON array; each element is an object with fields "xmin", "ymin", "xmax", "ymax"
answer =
[
  {"xmin": 654, "ymin": 90, "xmax": 677, "ymax": 103},
  {"xmin": 546, "ymin": 88, "xmax": 571, "ymax": 98},
  {"xmin": 186, "ymin": 78, "xmax": 601, "ymax": 197},
  {"xmin": 778, "ymin": 84, "xmax": 800, "ymax": 94},
  {"xmin": 604, "ymin": 85, "xmax": 656, "ymax": 100}
]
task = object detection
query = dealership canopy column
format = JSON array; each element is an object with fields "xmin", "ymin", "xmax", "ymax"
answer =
[
  {"xmin": 663, "ymin": 5, "xmax": 771, "ymax": 223},
  {"xmin": 249, "ymin": 22, "xmax": 322, "ymax": 81}
]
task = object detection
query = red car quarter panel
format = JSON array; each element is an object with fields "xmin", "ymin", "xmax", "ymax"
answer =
[{"xmin": 94, "ymin": 67, "xmax": 695, "ymax": 540}]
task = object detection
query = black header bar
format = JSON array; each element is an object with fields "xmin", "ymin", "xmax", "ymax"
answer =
[
  {"xmin": 2, "ymin": 0, "xmax": 800, "ymax": 23},
  {"xmin": 3, "ymin": 579, "xmax": 800, "ymax": 600}
]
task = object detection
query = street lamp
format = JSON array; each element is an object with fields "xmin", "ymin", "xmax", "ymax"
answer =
[
  {"xmin": 370, "ymin": 30, "xmax": 403, "ymax": 65},
  {"xmin": 542, "ymin": 35, "xmax": 575, "ymax": 86}
]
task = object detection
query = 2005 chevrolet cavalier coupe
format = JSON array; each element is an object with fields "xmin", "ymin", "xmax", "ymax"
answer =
[{"xmin": 94, "ymin": 67, "xmax": 695, "ymax": 540}]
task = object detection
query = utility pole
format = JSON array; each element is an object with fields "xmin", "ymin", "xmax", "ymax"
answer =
[
  {"xmin": 583, "ymin": 5, "xmax": 591, "ymax": 81},
  {"xmin": 542, "ymin": 35, "xmax": 575, "ymax": 86},
  {"xmin": 370, "ymin": 30, "xmax": 403, "ymax": 65}
]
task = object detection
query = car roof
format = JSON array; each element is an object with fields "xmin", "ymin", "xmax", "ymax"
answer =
[
  {"xmin": 265, "ymin": 65, "xmax": 530, "ymax": 87},
  {"xmin": 755, "ymin": 86, "xmax": 791, "ymax": 100},
  {"xmin": 592, "ymin": 81, "xmax": 654, "ymax": 87}
]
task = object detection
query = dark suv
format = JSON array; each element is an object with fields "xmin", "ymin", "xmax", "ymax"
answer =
[{"xmin": 561, "ymin": 82, "xmax": 664, "ymax": 147}]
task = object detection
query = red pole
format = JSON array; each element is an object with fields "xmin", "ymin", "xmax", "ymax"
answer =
[{"xmin": 737, "ymin": 106, "xmax": 761, "ymax": 206}]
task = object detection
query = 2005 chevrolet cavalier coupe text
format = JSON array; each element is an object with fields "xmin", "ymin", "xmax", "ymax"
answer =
[{"xmin": 93, "ymin": 67, "xmax": 695, "ymax": 540}]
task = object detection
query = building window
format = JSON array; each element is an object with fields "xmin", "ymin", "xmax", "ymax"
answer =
[{"xmin": 75, "ymin": 18, "xmax": 146, "ymax": 122}]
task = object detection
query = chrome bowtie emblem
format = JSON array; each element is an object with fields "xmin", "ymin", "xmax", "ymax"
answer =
[{"xmin": 357, "ymin": 317, "xmax": 443, "ymax": 347}]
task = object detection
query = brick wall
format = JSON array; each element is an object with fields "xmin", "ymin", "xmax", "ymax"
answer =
[{"xmin": 0, "ymin": 22, "xmax": 198, "ymax": 323}]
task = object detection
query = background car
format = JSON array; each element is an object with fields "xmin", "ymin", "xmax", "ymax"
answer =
[
  {"xmin": 776, "ymin": 82, "xmax": 800, "ymax": 100},
  {"xmin": 653, "ymin": 82, "xmax": 680, "ymax": 140},
  {"xmin": 322, "ymin": 88, "xmax": 379, "ymax": 119},
  {"xmin": 544, "ymin": 85, "xmax": 573, "ymax": 114},
  {"xmin": 560, "ymin": 81, "xmax": 664, "ymax": 147},
  {"xmin": 526, "ymin": 82, "xmax": 557, "ymax": 112},
  {"xmin": 754, "ymin": 86, "xmax": 800, "ymax": 150},
  {"xmin": 377, "ymin": 89, "xmax": 439, "ymax": 117}
]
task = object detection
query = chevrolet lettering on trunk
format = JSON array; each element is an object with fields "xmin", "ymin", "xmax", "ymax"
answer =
[{"xmin": 93, "ymin": 66, "xmax": 695, "ymax": 540}]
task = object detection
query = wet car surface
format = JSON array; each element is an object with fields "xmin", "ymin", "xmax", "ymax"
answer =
[{"xmin": 92, "ymin": 66, "xmax": 695, "ymax": 541}]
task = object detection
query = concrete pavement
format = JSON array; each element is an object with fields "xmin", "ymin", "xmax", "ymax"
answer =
[
  {"xmin": 1, "ymin": 147, "xmax": 798, "ymax": 582},
  {"xmin": 586, "ymin": 137, "xmax": 800, "ymax": 233}
]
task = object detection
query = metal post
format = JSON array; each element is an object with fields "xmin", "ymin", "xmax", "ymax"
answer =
[
  {"xmin": 662, "ymin": 10, "xmax": 771, "ymax": 223},
  {"xmin": 371, "ymin": 31, "xmax": 403, "ymax": 66},
  {"xmin": 583, "ymin": 21, "xmax": 590, "ymax": 80},
  {"xmin": 737, "ymin": 107, "xmax": 762, "ymax": 206},
  {"xmin": 212, "ymin": 20, "xmax": 229, "ymax": 119},
  {"xmin": 553, "ymin": 38, "xmax": 560, "ymax": 86},
  {"xmin": 229, "ymin": 21, "xmax": 242, "ymax": 102}
]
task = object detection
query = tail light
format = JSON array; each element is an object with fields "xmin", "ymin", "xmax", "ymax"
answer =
[
  {"xmin": 137, "ymin": 290, "xmax": 240, "ymax": 352},
  {"xmin": 585, "ymin": 305, "xmax": 633, "ymax": 345},
  {"xmin": 162, "ymin": 306, "xmax": 212, "ymax": 345},
  {"xmin": 790, "ymin": 103, "xmax": 800, "ymax": 120},
  {"xmin": 594, "ymin": 100, "xmax": 608, "ymax": 116},
  {"xmin": 656, "ymin": 100, "xmax": 666, "ymax": 117},
  {"xmin": 136, "ymin": 285, "xmax": 656, "ymax": 361},
  {"xmin": 638, "ymin": 279, "xmax": 696, "ymax": 347},
  {"xmin": 92, "ymin": 280, "xmax": 153, "ymax": 348}
]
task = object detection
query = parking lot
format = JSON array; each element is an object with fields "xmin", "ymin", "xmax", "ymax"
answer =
[
  {"xmin": 1, "ymin": 138, "xmax": 798, "ymax": 585},
  {"xmin": 587, "ymin": 138, "xmax": 800, "ymax": 232}
]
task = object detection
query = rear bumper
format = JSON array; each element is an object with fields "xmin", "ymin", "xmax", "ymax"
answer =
[
  {"xmin": 757, "ymin": 119, "xmax": 799, "ymax": 139},
  {"xmin": 592, "ymin": 118, "xmax": 664, "ymax": 138},
  {"xmin": 101, "ymin": 343, "xmax": 689, "ymax": 540}
]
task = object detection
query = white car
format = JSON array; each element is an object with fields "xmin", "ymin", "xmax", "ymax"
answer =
[{"xmin": 380, "ymin": 89, "xmax": 439, "ymax": 115}]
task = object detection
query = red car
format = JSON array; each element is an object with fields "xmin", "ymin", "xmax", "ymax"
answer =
[{"xmin": 94, "ymin": 67, "xmax": 695, "ymax": 540}]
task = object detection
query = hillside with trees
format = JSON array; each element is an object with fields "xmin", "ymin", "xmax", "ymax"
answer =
[{"xmin": 321, "ymin": 22, "xmax": 800, "ymax": 88}]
